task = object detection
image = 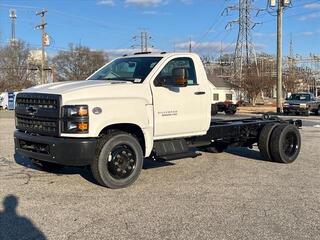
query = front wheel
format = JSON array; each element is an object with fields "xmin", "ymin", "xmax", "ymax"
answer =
[{"xmin": 91, "ymin": 131, "xmax": 144, "ymax": 189}]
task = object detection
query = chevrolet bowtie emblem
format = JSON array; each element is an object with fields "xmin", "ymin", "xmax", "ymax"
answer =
[{"xmin": 26, "ymin": 106, "xmax": 38, "ymax": 115}]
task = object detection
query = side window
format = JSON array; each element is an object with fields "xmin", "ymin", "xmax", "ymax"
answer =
[
  {"xmin": 213, "ymin": 93, "xmax": 219, "ymax": 101},
  {"xmin": 226, "ymin": 94, "xmax": 232, "ymax": 101},
  {"xmin": 155, "ymin": 57, "xmax": 197, "ymax": 86}
]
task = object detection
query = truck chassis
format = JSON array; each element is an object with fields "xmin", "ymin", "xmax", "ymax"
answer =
[{"xmin": 15, "ymin": 101, "xmax": 302, "ymax": 189}]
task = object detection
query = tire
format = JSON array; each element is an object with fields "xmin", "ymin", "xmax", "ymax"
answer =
[
  {"xmin": 91, "ymin": 131, "xmax": 144, "ymax": 189},
  {"xmin": 303, "ymin": 109, "xmax": 311, "ymax": 116},
  {"xmin": 211, "ymin": 104, "xmax": 218, "ymax": 116},
  {"xmin": 258, "ymin": 123, "xmax": 279, "ymax": 161},
  {"xmin": 32, "ymin": 159, "xmax": 64, "ymax": 172},
  {"xmin": 225, "ymin": 109, "xmax": 236, "ymax": 115},
  {"xmin": 269, "ymin": 124, "xmax": 301, "ymax": 164},
  {"xmin": 225, "ymin": 105, "xmax": 237, "ymax": 115},
  {"xmin": 316, "ymin": 106, "xmax": 320, "ymax": 116}
]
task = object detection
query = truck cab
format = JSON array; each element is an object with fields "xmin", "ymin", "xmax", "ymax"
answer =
[{"xmin": 14, "ymin": 53, "xmax": 302, "ymax": 188}]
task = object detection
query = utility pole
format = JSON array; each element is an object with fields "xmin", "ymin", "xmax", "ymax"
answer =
[
  {"xmin": 188, "ymin": 37, "xmax": 192, "ymax": 53},
  {"xmin": 220, "ymin": 41, "xmax": 223, "ymax": 76},
  {"xmin": 35, "ymin": 9, "xmax": 48, "ymax": 85},
  {"xmin": 9, "ymin": 9, "xmax": 17, "ymax": 46},
  {"xmin": 140, "ymin": 31, "xmax": 144, "ymax": 52},
  {"xmin": 276, "ymin": 0, "xmax": 283, "ymax": 113}
]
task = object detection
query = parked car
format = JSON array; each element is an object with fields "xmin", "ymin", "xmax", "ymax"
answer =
[{"xmin": 283, "ymin": 92, "xmax": 320, "ymax": 116}]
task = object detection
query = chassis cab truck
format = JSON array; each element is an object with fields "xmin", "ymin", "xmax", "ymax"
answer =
[{"xmin": 14, "ymin": 53, "xmax": 302, "ymax": 188}]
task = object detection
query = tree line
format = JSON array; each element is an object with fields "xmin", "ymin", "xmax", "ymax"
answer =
[{"xmin": 0, "ymin": 41, "xmax": 108, "ymax": 92}]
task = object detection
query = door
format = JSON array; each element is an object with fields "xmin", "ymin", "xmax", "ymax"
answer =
[{"xmin": 151, "ymin": 57, "xmax": 207, "ymax": 138}]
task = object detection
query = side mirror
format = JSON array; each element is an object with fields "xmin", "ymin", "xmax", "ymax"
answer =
[{"xmin": 172, "ymin": 68, "xmax": 188, "ymax": 87}]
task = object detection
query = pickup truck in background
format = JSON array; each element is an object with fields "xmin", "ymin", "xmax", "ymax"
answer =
[
  {"xmin": 14, "ymin": 53, "xmax": 302, "ymax": 189},
  {"xmin": 283, "ymin": 92, "xmax": 320, "ymax": 116}
]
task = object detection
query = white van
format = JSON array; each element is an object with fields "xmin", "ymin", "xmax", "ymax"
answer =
[{"xmin": 0, "ymin": 92, "xmax": 9, "ymax": 110}]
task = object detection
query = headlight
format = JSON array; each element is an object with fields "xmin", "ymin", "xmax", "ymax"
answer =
[
  {"xmin": 299, "ymin": 103, "xmax": 307, "ymax": 108},
  {"xmin": 283, "ymin": 103, "xmax": 289, "ymax": 106},
  {"xmin": 61, "ymin": 105, "xmax": 89, "ymax": 133}
]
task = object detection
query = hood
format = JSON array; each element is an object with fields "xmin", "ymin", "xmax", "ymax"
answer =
[
  {"xmin": 24, "ymin": 80, "xmax": 131, "ymax": 95},
  {"xmin": 22, "ymin": 80, "xmax": 152, "ymax": 105}
]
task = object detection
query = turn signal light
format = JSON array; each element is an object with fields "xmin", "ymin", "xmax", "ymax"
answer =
[{"xmin": 78, "ymin": 122, "xmax": 88, "ymax": 131}]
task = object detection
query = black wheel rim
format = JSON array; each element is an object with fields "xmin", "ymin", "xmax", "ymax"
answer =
[
  {"xmin": 107, "ymin": 145, "xmax": 136, "ymax": 179},
  {"xmin": 283, "ymin": 131, "xmax": 299, "ymax": 158}
]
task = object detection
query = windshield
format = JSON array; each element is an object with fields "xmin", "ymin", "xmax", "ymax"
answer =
[
  {"xmin": 89, "ymin": 57, "xmax": 162, "ymax": 82},
  {"xmin": 289, "ymin": 94, "xmax": 311, "ymax": 101}
]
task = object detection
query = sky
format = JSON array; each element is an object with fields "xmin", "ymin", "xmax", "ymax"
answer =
[{"xmin": 0, "ymin": 0, "xmax": 319, "ymax": 58}]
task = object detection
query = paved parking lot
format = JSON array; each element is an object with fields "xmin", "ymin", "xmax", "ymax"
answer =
[{"xmin": 1, "ymin": 112, "xmax": 320, "ymax": 240}]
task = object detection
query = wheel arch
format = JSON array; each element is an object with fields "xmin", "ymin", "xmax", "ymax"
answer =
[{"xmin": 98, "ymin": 123, "xmax": 152, "ymax": 157}]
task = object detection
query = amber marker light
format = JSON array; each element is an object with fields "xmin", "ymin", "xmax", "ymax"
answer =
[{"xmin": 78, "ymin": 122, "xmax": 88, "ymax": 131}]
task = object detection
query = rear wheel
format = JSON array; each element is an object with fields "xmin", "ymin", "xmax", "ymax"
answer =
[
  {"xmin": 225, "ymin": 109, "xmax": 236, "ymax": 115},
  {"xmin": 316, "ymin": 106, "xmax": 320, "ymax": 116},
  {"xmin": 258, "ymin": 123, "xmax": 279, "ymax": 161},
  {"xmin": 269, "ymin": 124, "xmax": 301, "ymax": 164},
  {"xmin": 225, "ymin": 105, "xmax": 237, "ymax": 115},
  {"xmin": 304, "ymin": 109, "xmax": 311, "ymax": 116},
  {"xmin": 91, "ymin": 131, "xmax": 144, "ymax": 189},
  {"xmin": 211, "ymin": 104, "xmax": 218, "ymax": 116}
]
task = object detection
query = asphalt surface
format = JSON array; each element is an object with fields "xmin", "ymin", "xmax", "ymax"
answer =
[{"xmin": 1, "ymin": 111, "xmax": 320, "ymax": 240}]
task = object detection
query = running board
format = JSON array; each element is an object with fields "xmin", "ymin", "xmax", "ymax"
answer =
[{"xmin": 158, "ymin": 151, "xmax": 201, "ymax": 161}]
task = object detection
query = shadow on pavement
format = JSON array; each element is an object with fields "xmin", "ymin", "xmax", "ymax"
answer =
[
  {"xmin": 0, "ymin": 195, "xmax": 47, "ymax": 240},
  {"xmin": 14, "ymin": 153, "xmax": 176, "ymax": 186},
  {"xmin": 14, "ymin": 153, "xmax": 98, "ymax": 185},
  {"xmin": 143, "ymin": 159, "xmax": 175, "ymax": 169},
  {"xmin": 225, "ymin": 147, "xmax": 268, "ymax": 162}
]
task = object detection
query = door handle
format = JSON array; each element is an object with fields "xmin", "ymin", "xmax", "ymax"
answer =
[{"xmin": 194, "ymin": 91, "xmax": 206, "ymax": 95}]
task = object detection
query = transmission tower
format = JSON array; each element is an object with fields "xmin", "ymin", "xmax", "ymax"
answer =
[
  {"xmin": 132, "ymin": 31, "xmax": 153, "ymax": 53},
  {"xmin": 225, "ymin": 0, "xmax": 259, "ymax": 84},
  {"xmin": 9, "ymin": 9, "xmax": 17, "ymax": 45}
]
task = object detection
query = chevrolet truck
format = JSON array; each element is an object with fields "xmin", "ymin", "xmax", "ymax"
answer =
[
  {"xmin": 14, "ymin": 53, "xmax": 302, "ymax": 189},
  {"xmin": 283, "ymin": 92, "xmax": 320, "ymax": 116}
]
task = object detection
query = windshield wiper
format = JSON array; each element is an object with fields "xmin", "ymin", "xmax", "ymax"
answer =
[
  {"xmin": 103, "ymin": 77, "xmax": 143, "ymax": 83},
  {"xmin": 104, "ymin": 78, "xmax": 132, "ymax": 81}
]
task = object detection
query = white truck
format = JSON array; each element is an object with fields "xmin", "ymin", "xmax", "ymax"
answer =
[{"xmin": 14, "ymin": 53, "xmax": 302, "ymax": 188}]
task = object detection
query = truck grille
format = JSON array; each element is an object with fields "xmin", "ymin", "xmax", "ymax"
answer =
[
  {"xmin": 16, "ymin": 97, "xmax": 58, "ymax": 109},
  {"xmin": 16, "ymin": 116, "xmax": 58, "ymax": 134},
  {"xmin": 15, "ymin": 93, "xmax": 61, "ymax": 136}
]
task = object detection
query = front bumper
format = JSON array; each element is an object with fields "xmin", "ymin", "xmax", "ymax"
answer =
[
  {"xmin": 283, "ymin": 106, "xmax": 308, "ymax": 114},
  {"xmin": 14, "ymin": 130, "xmax": 97, "ymax": 166}
]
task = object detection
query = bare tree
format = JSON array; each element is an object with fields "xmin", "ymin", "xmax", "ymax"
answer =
[
  {"xmin": 0, "ymin": 41, "xmax": 34, "ymax": 91},
  {"xmin": 52, "ymin": 44, "xmax": 108, "ymax": 81}
]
